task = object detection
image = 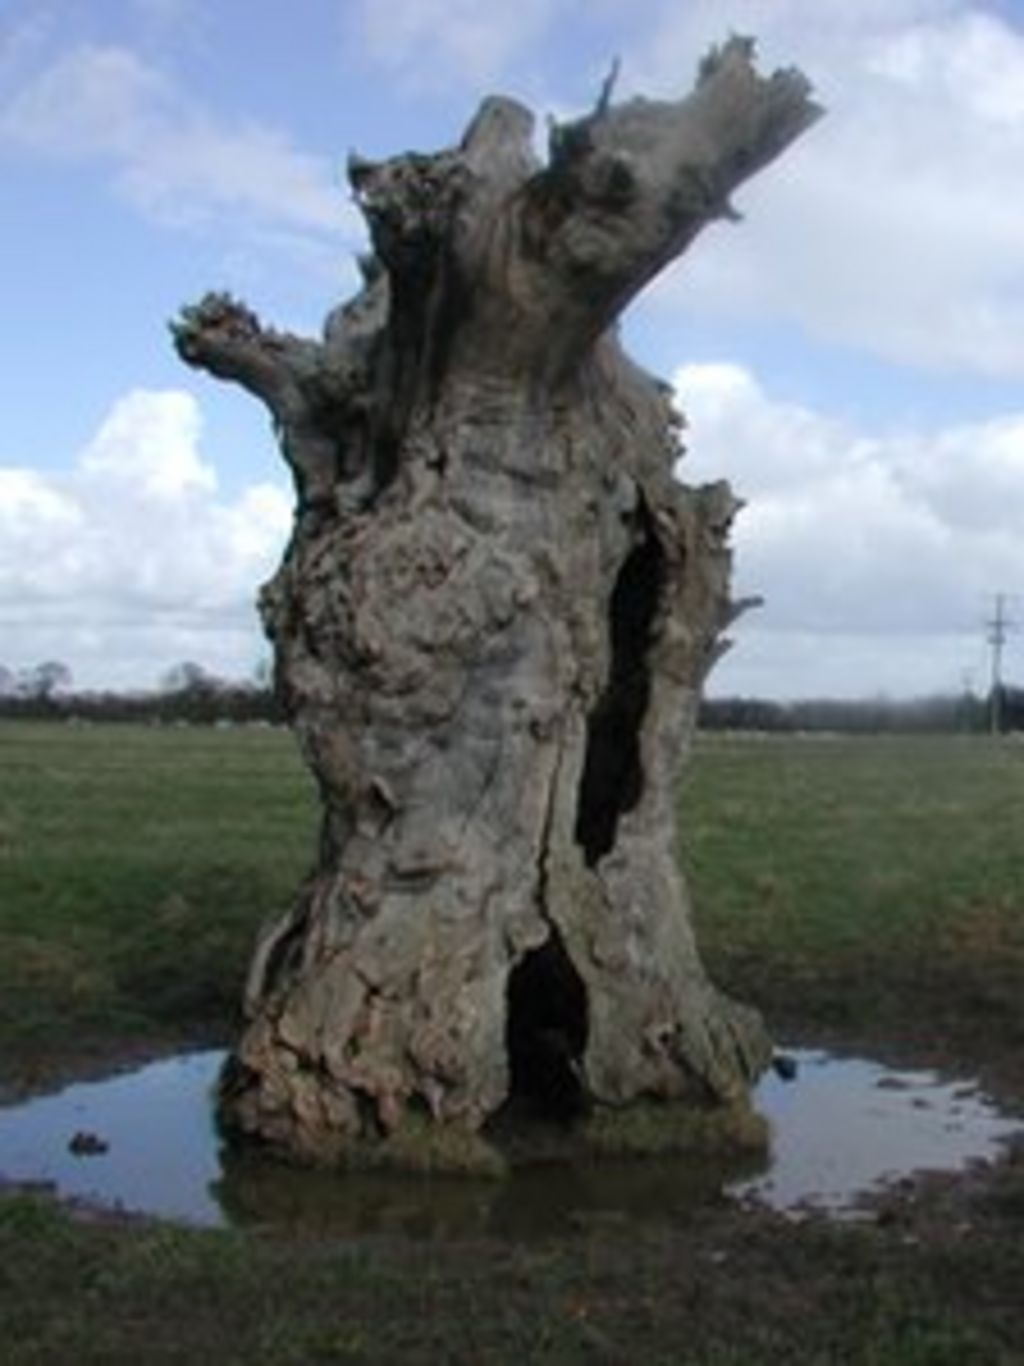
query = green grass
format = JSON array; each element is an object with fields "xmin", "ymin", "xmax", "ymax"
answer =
[
  {"xmin": 2, "ymin": 1166, "xmax": 1022, "ymax": 1364},
  {"xmin": 681, "ymin": 733, "xmax": 1024, "ymax": 1049},
  {"xmin": 5, "ymin": 722, "xmax": 1023, "ymax": 1070},
  {"xmin": 0, "ymin": 721, "xmax": 315, "ymax": 1064},
  {"xmin": 2, "ymin": 722, "xmax": 1024, "ymax": 1363}
]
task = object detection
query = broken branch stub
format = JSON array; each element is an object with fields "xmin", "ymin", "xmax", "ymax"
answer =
[{"xmin": 174, "ymin": 38, "xmax": 820, "ymax": 1168}]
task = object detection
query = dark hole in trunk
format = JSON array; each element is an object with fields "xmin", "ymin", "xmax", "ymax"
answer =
[
  {"xmin": 505, "ymin": 932, "xmax": 588, "ymax": 1122},
  {"xmin": 574, "ymin": 508, "xmax": 665, "ymax": 866}
]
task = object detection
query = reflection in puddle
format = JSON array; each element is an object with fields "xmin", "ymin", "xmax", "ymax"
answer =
[
  {"xmin": 737, "ymin": 1050, "xmax": 1020, "ymax": 1215},
  {"xmin": 0, "ymin": 1048, "xmax": 1018, "ymax": 1235},
  {"xmin": 0, "ymin": 1053, "xmax": 224, "ymax": 1226}
]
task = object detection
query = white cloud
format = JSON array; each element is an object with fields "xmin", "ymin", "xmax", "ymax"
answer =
[
  {"xmin": 674, "ymin": 361, "xmax": 1024, "ymax": 696},
  {"xmin": 0, "ymin": 43, "xmax": 357, "ymax": 240},
  {"xmin": 630, "ymin": 2, "xmax": 1024, "ymax": 378},
  {"xmin": 707, "ymin": 627, "xmax": 984, "ymax": 702},
  {"xmin": 350, "ymin": 0, "xmax": 561, "ymax": 90},
  {"xmin": 79, "ymin": 391, "xmax": 216, "ymax": 499},
  {"xmin": 0, "ymin": 391, "xmax": 291, "ymax": 689},
  {"xmin": 3, "ymin": 371, "xmax": 1014, "ymax": 699}
]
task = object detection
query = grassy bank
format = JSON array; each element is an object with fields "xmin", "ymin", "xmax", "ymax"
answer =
[{"xmin": 2, "ymin": 722, "xmax": 1023, "ymax": 1362}]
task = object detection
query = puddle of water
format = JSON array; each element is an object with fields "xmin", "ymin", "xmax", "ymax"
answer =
[
  {"xmin": 0, "ymin": 1047, "xmax": 1018, "ymax": 1236},
  {"xmin": 0, "ymin": 1052, "xmax": 224, "ymax": 1225},
  {"xmin": 735, "ymin": 1049, "xmax": 1020, "ymax": 1215}
]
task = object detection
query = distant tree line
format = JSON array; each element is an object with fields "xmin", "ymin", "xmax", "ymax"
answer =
[
  {"xmin": 0, "ymin": 660, "xmax": 282, "ymax": 725},
  {"xmin": 699, "ymin": 687, "xmax": 1024, "ymax": 734},
  {"xmin": 1, "ymin": 659, "xmax": 1021, "ymax": 734}
]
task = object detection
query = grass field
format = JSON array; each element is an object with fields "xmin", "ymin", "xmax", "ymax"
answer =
[
  {"xmin": 1, "ymin": 721, "xmax": 1023, "ymax": 1363},
  {"xmin": 684, "ymin": 733, "xmax": 1024, "ymax": 1066},
  {"xmin": 0, "ymin": 722, "xmax": 315, "ymax": 1072}
]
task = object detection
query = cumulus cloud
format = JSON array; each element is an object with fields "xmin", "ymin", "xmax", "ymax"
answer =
[
  {"xmin": 674, "ymin": 362, "xmax": 1022, "ymax": 696},
  {"xmin": 630, "ymin": 1, "xmax": 1024, "ymax": 379},
  {"xmin": 0, "ymin": 391, "xmax": 291, "ymax": 689},
  {"xmin": 0, "ymin": 42, "xmax": 358, "ymax": 242}
]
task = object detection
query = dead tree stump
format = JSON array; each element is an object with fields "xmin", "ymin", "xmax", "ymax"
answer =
[{"xmin": 174, "ymin": 38, "xmax": 819, "ymax": 1169}]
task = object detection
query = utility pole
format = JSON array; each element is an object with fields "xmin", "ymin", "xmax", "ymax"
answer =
[{"xmin": 985, "ymin": 593, "xmax": 1014, "ymax": 735}]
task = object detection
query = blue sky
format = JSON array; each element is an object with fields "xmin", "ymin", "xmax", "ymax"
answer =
[{"xmin": 2, "ymin": 0, "xmax": 1023, "ymax": 696}]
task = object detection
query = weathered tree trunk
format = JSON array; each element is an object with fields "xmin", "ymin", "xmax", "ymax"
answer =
[{"xmin": 174, "ymin": 39, "xmax": 819, "ymax": 1168}]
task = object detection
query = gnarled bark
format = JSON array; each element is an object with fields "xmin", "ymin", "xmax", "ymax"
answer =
[{"xmin": 174, "ymin": 38, "xmax": 820, "ymax": 1167}]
